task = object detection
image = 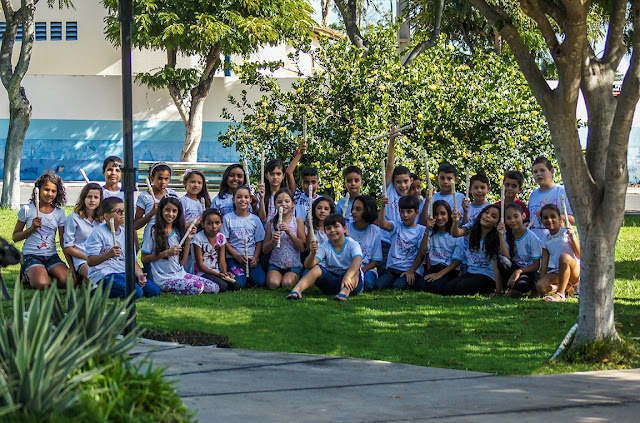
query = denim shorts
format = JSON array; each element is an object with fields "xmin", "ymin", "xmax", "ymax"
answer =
[
  {"xmin": 22, "ymin": 254, "xmax": 66, "ymax": 273},
  {"xmin": 268, "ymin": 264, "xmax": 302, "ymax": 276}
]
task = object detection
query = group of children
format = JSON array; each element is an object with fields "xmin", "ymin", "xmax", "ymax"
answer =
[{"xmin": 14, "ymin": 129, "xmax": 581, "ymax": 303}]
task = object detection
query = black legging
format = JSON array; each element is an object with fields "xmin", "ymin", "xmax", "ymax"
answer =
[
  {"xmin": 496, "ymin": 255, "xmax": 538, "ymax": 294},
  {"xmin": 442, "ymin": 272, "xmax": 494, "ymax": 296},
  {"xmin": 413, "ymin": 263, "xmax": 459, "ymax": 294}
]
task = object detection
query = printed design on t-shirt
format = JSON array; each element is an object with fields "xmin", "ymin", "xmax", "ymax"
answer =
[
  {"xmin": 467, "ymin": 250, "xmax": 491, "ymax": 267},
  {"xmin": 36, "ymin": 223, "xmax": 56, "ymax": 250},
  {"xmin": 229, "ymin": 225, "xmax": 254, "ymax": 244},
  {"xmin": 393, "ymin": 234, "xmax": 418, "ymax": 259}
]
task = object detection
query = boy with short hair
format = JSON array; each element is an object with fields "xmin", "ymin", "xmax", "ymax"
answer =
[
  {"xmin": 286, "ymin": 139, "xmax": 322, "ymax": 219},
  {"xmin": 336, "ymin": 166, "xmax": 364, "ymax": 223},
  {"xmin": 102, "ymin": 156, "xmax": 123, "ymax": 200},
  {"xmin": 494, "ymin": 170, "xmax": 530, "ymax": 223},
  {"xmin": 286, "ymin": 213, "xmax": 364, "ymax": 301},
  {"xmin": 462, "ymin": 174, "xmax": 491, "ymax": 225},
  {"xmin": 85, "ymin": 197, "xmax": 161, "ymax": 298},
  {"xmin": 420, "ymin": 163, "xmax": 465, "ymax": 227},
  {"xmin": 373, "ymin": 195, "xmax": 427, "ymax": 290}
]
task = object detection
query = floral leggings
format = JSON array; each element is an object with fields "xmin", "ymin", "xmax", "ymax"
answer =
[{"xmin": 160, "ymin": 273, "xmax": 220, "ymax": 295}]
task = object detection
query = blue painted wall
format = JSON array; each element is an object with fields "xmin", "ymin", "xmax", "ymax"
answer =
[
  {"xmin": 578, "ymin": 127, "xmax": 640, "ymax": 184},
  {"xmin": 0, "ymin": 119, "xmax": 241, "ymax": 181}
]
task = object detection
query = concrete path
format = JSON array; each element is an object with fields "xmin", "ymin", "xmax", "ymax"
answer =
[{"xmin": 131, "ymin": 341, "xmax": 640, "ymax": 423}]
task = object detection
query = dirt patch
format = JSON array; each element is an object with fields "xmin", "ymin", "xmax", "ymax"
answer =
[{"xmin": 143, "ymin": 330, "xmax": 233, "ymax": 347}]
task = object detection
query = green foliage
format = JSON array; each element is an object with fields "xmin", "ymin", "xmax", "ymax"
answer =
[
  {"xmin": 220, "ymin": 26, "xmax": 553, "ymax": 199},
  {"xmin": 561, "ymin": 337, "xmax": 640, "ymax": 370}
]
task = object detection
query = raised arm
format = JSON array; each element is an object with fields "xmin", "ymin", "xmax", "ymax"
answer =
[
  {"xmin": 377, "ymin": 196, "xmax": 393, "ymax": 232},
  {"xmin": 286, "ymin": 139, "xmax": 307, "ymax": 194},
  {"xmin": 385, "ymin": 127, "xmax": 400, "ymax": 186}
]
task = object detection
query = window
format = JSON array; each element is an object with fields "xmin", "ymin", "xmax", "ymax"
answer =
[
  {"xmin": 35, "ymin": 22, "xmax": 46, "ymax": 41},
  {"xmin": 65, "ymin": 22, "xmax": 77, "ymax": 40},
  {"xmin": 0, "ymin": 23, "xmax": 5, "ymax": 41},
  {"xmin": 50, "ymin": 22, "xmax": 62, "ymax": 40},
  {"xmin": 15, "ymin": 23, "xmax": 22, "ymax": 42}
]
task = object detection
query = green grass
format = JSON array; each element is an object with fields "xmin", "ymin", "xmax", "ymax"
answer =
[{"xmin": 1, "ymin": 208, "xmax": 638, "ymax": 375}]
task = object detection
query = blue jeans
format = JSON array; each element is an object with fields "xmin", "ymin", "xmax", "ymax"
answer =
[
  {"xmin": 373, "ymin": 268, "xmax": 415, "ymax": 290},
  {"xmin": 227, "ymin": 258, "xmax": 266, "ymax": 288},
  {"xmin": 315, "ymin": 266, "xmax": 364, "ymax": 296},
  {"xmin": 102, "ymin": 273, "xmax": 161, "ymax": 299},
  {"xmin": 363, "ymin": 269, "xmax": 378, "ymax": 292}
]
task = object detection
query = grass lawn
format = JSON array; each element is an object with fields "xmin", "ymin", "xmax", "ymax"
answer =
[{"xmin": 1, "ymin": 208, "xmax": 638, "ymax": 375}]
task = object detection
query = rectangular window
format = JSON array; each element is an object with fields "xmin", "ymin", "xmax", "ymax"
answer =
[
  {"xmin": 15, "ymin": 23, "xmax": 22, "ymax": 42},
  {"xmin": 0, "ymin": 23, "xmax": 5, "ymax": 41},
  {"xmin": 65, "ymin": 21, "xmax": 77, "ymax": 40},
  {"xmin": 50, "ymin": 22, "xmax": 62, "ymax": 40},
  {"xmin": 35, "ymin": 22, "xmax": 46, "ymax": 41}
]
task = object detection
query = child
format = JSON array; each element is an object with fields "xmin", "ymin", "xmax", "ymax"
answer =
[
  {"xmin": 257, "ymin": 159, "xmax": 287, "ymax": 224},
  {"xmin": 442, "ymin": 204, "xmax": 502, "ymax": 296},
  {"xmin": 309, "ymin": 197, "xmax": 335, "ymax": 247},
  {"xmin": 408, "ymin": 172, "xmax": 422, "ymax": 198},
  {"xmin": 335, "ymin": 166, "xmax": 365, "ymax": 223},
  {"xmin": 102, "ymin": 156, "xmax": 123, "ymax": 200},
  {"xmin": 192, "ymin": 208, "xmax": 240, "ymax": 292},
  {"xmin": 528, "ymin": 156, "xmax": 574, "ymax": 241},
  {"xmin": 262, "ymin": 188, "xmax": 306, "ymax": 289},
  {"xmin": 462, "ymin": 174, "xmax": 490, "ymax": 225},
  {"xmin": 347, "ymin": 195, "xmax": 382, "ymax": 292},
  {"xmin": 495, "ymin": 170, "xmax": 529, "ymax": 223},
  {"xmin": 212, "ymin": 164, "xmax": 249, "ymax": 216},
  {"xmin": 413, "ymin": 200, "xmax": 462, "ymax": 294},
  {"xmin": 536, "ymin": 204, "xmax": 580, "ymax": 302},
  {"xmin": 286, "ymin": 139, "xmax": 323, "ymax": 219},
  {"xmin": 63, "ymin": 182, "xmax": 103, "ymax": 284},
  {"xmin": 85, "ymin": 197, "xmax": 161, "ymax": 298},
  {"xmin": 431, "ymin": 163, "xmax": 465, "ymax": 215},
  {"xmin": 141, "ymin": 197, "xmax": 219, "ymax": 295},
  {"xmin": 135, "ymin": 162, "xmax": 177, "ymax": 232},
  {"xmin": 180, "ymin": 169, "xmax": 211, "ymax": 225},
  {"xmin": 13, "ymin": 171, "xmax": 69, "ymax": 290},
  {"xmin": 219, "ymin": 185, "xmax": 266, "ymax": 287},
  {"xmin": 286, "ymin": 213, "xmax": 363, "ymax": 301},
  {"xmin": 496, "ymin": 203, "xmax": 542, "ymax": 297},
  {"xmin": 374, "ymin": 195, "xmax": 427, "ymax": 290}
]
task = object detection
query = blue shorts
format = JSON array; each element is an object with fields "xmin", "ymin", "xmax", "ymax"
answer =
[
  {"xmin": 267, "ymin": 264, "xmax": 302, "ymax": 276},
  {"xmin": 22, "ymin": 254, "xmax": 66, "ymax": 273}
]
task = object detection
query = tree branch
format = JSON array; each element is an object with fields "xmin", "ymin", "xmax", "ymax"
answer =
[
  {"xmin": 166, "ymin": 49, "xmax": 189, "ymax": 125},
  {"xmin": 14, "ymin": 2, "xmax": 36, "ymax": 82},
  {"xmin": 459, "ymin": 22, "xmax": 476, "ymax": 55},
  {"xmin": 601, "ymin": 0, "xmax": 627, "ymax": 68},
  {"xmin": 334, "ymin": 0, "xmax": 369, "ymax": 51},
  {"xmin": 202, "ymin": 43, "xmax": 221, "ymax": 82},
  {"xmin": 520, "ymin": 0, "xmax": 560, "ymax": 58},
  {"xmin": 402, "ymin": 0, "xmax": 444, "ymax": 66}
]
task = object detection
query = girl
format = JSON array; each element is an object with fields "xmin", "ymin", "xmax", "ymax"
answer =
[
  {"xmin": 257, "ymin": 159, "xmax": 287, "ymax": 224},
  {"xmin": 219, "ymin": 185, "xmax": 266, "ymax": 287},
  {"xmin": 180, "ymin": 169, "xmax": 211, "ymax": 225},
  {"xmin": 13, "ymin": 171, "xmax": 69, "ymax": 290},
  {"xmin": 262, "ymin": 188, "xmax": 306, "ymax": 289},
  {"xmin": 141, "ymin": 196, "xmax": 219, "ymax": 295},
  {"xmin": 135, "ymin": 162, "xmax": 177, "ymax": 232},
  {"xmin": 496, "ymin": 203, "xmax": 542, "ymax": 297},
  {"xmin": 309, "ymin": 197, "xmax": 335, "ymax": 247},
  {"xmin": 442, "ymin": 204, "xmax": 502, "ymax": 296},
  {"xmin": 212, "ymin": 164, "xmax": 258, "ymax": 216},
  {"xmin": 63, "ymin": 182, "xmax": 103, "ymax": 284},
  {"xmin": 536, "ymin": 204, "xmax": 580, "ymax": 302},
  {"xmin": 346, "ymin": 195, "xmax": 382, "ymax": 292},
  {"xmin": 192, "ymin": 208, "xmax": 240, "ymax": 292},
  {"xmin": 414, "ymin": 200, "xmax": 461, "ymax": 294}
]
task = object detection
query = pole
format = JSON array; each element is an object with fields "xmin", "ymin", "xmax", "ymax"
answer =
[{"xmin": 119, "ymin": 0, "xmax": 136, "ymax": 334}]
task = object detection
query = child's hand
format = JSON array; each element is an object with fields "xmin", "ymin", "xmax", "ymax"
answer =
[
  {"xmin": 310, "ymin": 239, "xmax": 318, "ymax": 253},
  {"xmin": 401, "ymin": 271, "xmax": 415, "ymax": 285},
  {"xmin": 166, "ymin": 245, "xmax": 182, "ymax": 257},
  {"xmin": 451, "ymin": 210, "xmax": 461, "ymax": 222},
  {"xmin": 300, "ymin": 139, "xmax": 307, "ymax": 155},
  {"xmin": 342, "ymin": 275, "xmax": 356, "ymax": 291},
  {"xmin": 251, "ymin": 194, "xmax": 259, "ymax": 208},
  {"xmin": 462, "ymin": 197, "xmax": 470, "ymax": 212},
  {"xmin": 257, "ymin": 183, "xmax": 265, "ymax": 197},
  {"xmin": 380, "ymin": 195, "xmax": 389, "ymax": 206},
  {"xmin": 137, "ymin": 273, "xmax": 147, "ymax": 288},
  {"xmin": 424, "ymin": 271, "xmax": 443, "ymax": 283},
  {"xmin": 272, "ymin": 230, "xmax": 281, "ymax": 244},
  {"xmin": 111, "ymin": 246, "xmax": 122, "ymax": 259},
  {"xmin": 222, "ymin": 272, "xmax": 235, "ymax": 280},
  {"xmin": 32, "ymin": 217, "xmax": 42, "ymax": 229},
  {"xmin": 427, "ymin": 217, "xmax": 436, "ymax": 230},
  {"xmin": 507, "ymin": 270, "xmax": 521, "ymax": 287},
  {"xmin": 490, "ymin": 291, "xmax": 502, "ymax": 298},
  {"xmin": 390, "ymin": 125, "xmax": 402, "ymax": 140},
  {"xmin": 250, "ymin": 256, "xmax": 259, "ymax": 268},
  {"xmin": 497, "ymin": 222, "xmax": 506, "ymax": 235},
  {"xmin": 567, "ymin": 226, "xmax": 576, "ymax": 237}
]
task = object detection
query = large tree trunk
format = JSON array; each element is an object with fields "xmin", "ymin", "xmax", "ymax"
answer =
[
  {"xmin": 180, "ymin": 93, "xmax": 206, "ymax": 162},
  {"xmin": 1, "ymin": 89, "xmax": 31, "ymax": 209}
]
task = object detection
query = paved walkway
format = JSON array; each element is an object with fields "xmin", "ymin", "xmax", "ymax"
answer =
[{"xmin": 132, "ymin": 341, "xmax": 640, "ymax": 422}]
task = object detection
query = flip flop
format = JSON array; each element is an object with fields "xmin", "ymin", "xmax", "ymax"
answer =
[
  {"xmin": 544, "ymin": 292, "xmax": 565, "ymax": 302},
  {"xmin": 334, "ymin": 293, "xmax": 348, "ymax": 301},
  {"xmin": 286, "ymin": 291, "xmax": 301, "ymax": 300}
]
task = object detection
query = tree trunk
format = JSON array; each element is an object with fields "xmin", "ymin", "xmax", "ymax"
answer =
[
  {"xmin": 180, "ymin": 92, "xmax": 206, "ymax": 162},
  {"xmin": 1, "ymin": 91, "xmax": 31, "ymax": 209}
]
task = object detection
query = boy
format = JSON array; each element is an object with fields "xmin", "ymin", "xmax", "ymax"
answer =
[
  {"xmin": 286, "ymin": 213, "xmax": 363, "ymax": 301},
  {"xmin": 494, "ymin": 170, "xmax": 530, "ymax": 223},
  {"xmin": 85, "ymin": 197, "xmax": 161, "ymax": 298},
  {"xmin": 336, "ymin": 166, "xmax": 364, "ymax": 223},
  {"xmin": 286, "ymin": 139, "xmax": 322, "ymax": 219},
  {"xmin": 420, "ymin": 163, "xmax": 464, "ymax": 227},
  {"xmin": 102, "ymin": 156, "xmax": 123, "ymax": 200},
  {"xmin": 462, "ymin": 174, "xmax": 490, "ymax": 225},
  {"xmin": 528, "ymin": 156, "xmax": 574, "ymax": 240},
  {"xmin": 373, "ymin": 195, "xmax": 427, "ymax": 290}
]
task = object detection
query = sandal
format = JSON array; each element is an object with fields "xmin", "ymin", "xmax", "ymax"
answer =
[
  {"xmin": 544, "ymin": 292, "xmax": 565, "ymax": 302},
  {"xmin": 286, "ymin": 291, "xmax": 301, "ymax": 300},
  {"xmin": 334, "ymin": 293, "xmax": 348, "ymax": 301}
]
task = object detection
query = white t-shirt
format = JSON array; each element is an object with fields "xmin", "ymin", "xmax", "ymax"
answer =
[
  {"xmin": 452, "ymin": 237, "xmax": 495, "ymax": 279},
  {"xmin": 180, "ymin": 195, "xmax": 204, "ymax": 223},
  {"xmin": 432, "ymin": 191, "xmax": 465, "ymax": 214},
  {"xmin": 136, "ymin": 188, "xmax": 178, "ymax": 231},
  {"xmin": 18, "ymin": 203, "xmax": 66, "ymax": 256},
  {"xmin": 542, "ymin": 227, "xmax": 577, "ymax": 271},
  {"xmin": 293, "ymin": 188, "xmax": 322, "ymax": 219},
  {"xmin": 141, "ymin": 227, "xmax": 186, "ymax": 287},
  {"xmin": 428, "ymin": 231, "xmax": 460, "ymax": 267},
  {"xmin": 102, "ymin": 186, "xmax": 123, "ymax": 200},
  {"xmin": 191, "ymin": 231, "xmax": 226, "ymax": 275},
  {"xmin": 85, "ymin": 223, "xmax": 126, "ymax": 282},
  {"xmin": 385, "ymin": 221, "xmax": 427, "ymax": 274},
  {"xmin": 315, "ymin": 237, "xmax": 363, "ymax": 274},
  {"xmin": 467, "ymin": 202, "xmax": 490, "ymax": 225},
  {"xmin": 220, "ymin": 212, "xmax": 265, "ymax": 258},
  {"xmin": 64, "ymin": 212, "xmax": 101, "ymax": 269},
  {"xmin": 211, "ymin": 193, "xmax": 235, "ymax": 216},
  {"xmin": 506, "ymin": 229, "xmax": 542, "ymax": 268},
  {"xmin": 346, "ymin": 222, "xmax": 382, "ymax": 267},
  {"xmin": 382, "ymin": 182, "xmax": 402, "ymax": 243},
  {"xmin": 335, "ymin": 197, "xmax": 354, "ymax": 224},
  {"xmin": 528, "ymin": 185, "xmax": 573, "ymax": 241}
]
